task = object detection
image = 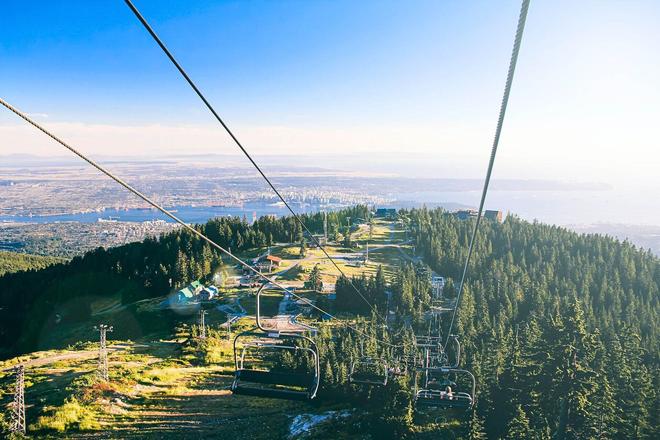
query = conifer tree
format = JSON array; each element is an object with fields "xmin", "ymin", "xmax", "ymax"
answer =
[
  {"xmin": 506, "ymin": 405, "xmax": 533, "ymax": 440},
  {"xmin": 467, "ymin": 410, "xmax": 488, "ymax": 440}
]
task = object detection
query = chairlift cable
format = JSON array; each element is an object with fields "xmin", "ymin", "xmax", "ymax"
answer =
[
  {"xmin": 442, "ymin": 0, "xmax": 530, "ymax": 351},
  {"xmin": 0, "ymin": 97, "xmax": 400, "ymax": 349},
  {"xmin": 123, "ymin": 0, "xmax": 387, "ymax": 326}
]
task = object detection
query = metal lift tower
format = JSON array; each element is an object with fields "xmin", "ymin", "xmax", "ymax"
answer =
[
  {"xmin": 10, "ymin": 364, "xmax": 25, "ymax": 435},
  {"xmin": 94, "ymin": 324, "xmax": 113, "ymax": 381},
  {"xmin": 199, "ymin": 309, "xmax": 207, "ymax": 340}
]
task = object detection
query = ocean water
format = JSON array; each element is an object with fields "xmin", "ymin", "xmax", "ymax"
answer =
[
  {"xmin": 394, "ymin": 187, "xmax": 659, "ymax": 227},
  {"xmin": 1, "ymin": 187, "xmax": 656, "ymax": 228},
  {"xmin": 0, "ymin": 202, "xmax": 325, "ymax": 224}
]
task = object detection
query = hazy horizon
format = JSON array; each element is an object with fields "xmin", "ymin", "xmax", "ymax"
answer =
[{"xmin": 2, "ymin": 153, "xmax": 659, "ymax": 233}]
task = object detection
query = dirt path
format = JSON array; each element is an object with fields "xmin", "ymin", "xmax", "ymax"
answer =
[{"xmin": 1, "ymin": 343, "xmax": 132, "ymax": 371}]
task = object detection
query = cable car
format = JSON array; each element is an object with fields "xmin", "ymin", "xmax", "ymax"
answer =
[{"xmin": 231, "ymin": 284, "xmax": 320, "ymax": 401}]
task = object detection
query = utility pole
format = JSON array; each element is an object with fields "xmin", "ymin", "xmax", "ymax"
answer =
[
  {"xmin": 10, "ymin": 364, "xmax": 25, "ymax": 435},
  {"xmin": 199, "ymin": 309, "xmax": 207, "ymax": 340},
  {"xmin": 94, "ymin": 324, "xmax": 113, "ymax": 381}
]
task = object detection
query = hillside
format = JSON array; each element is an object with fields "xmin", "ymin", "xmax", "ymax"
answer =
[
  {"xmin": 0, "ymin": 250, "xmax": 65, "ymax": 277},
  {"xmin": 0, "ymin": 208, "xmax": 658, "ymax": 439}
]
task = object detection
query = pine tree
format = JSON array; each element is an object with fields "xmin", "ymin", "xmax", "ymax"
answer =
[
  {"xmin": 467, "ymin": 410, "xmax": 488, "ymax": 440},
  {"xmin": 616, "ymin": 327, "xmax": 655, "ymax": 438},
  {"xmin": 505, "ymin": 405, "xmax": 534, "ymax": 439},
  {"xmin": 304, "ymin": 264, "xmax": 323, "ymax": 292},
  {"xmin": 174, "ymin": 250, "xmax": 189, "ymax": 287},
  {"xmin": 549, "ymin": 296, "xmax": 599, "ymax": 440}
]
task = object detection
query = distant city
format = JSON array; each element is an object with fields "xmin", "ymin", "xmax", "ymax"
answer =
[{"xmin": 1, "ymin": 156, "xmax": 658, "ymax": 256}]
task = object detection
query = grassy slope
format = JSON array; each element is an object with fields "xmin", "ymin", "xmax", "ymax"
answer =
[{"xmin": 0, "ymin": 338, "xmax": 316, "ymax": 439}]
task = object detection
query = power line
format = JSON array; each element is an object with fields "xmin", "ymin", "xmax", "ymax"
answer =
[
  {"xmin": 0, "ymin": 96, "xmax": 399, "ymax": 349},
  {"xmin": 443, "ymin": 0, "xmax": 531, "ymax": 350},
  {"xmin": 123, "ymin": 0, "xmax": 385, "ymax": 324}
]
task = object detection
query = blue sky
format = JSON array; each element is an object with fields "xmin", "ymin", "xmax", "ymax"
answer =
[
  {"xmin": 1, "ymin": 1, "xmax": 519, "ymax": 124},
  {"xmin": 1, "ymin": 0, "xmax": 659, "ymax": 185}
]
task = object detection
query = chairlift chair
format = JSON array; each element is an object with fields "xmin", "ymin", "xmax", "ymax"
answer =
[
  {"xmin": 415, "ymin": 335, "xmax": 461, "ymax": 371},
  {"xmin": 415, "ymin": 368, "xmax": 475, "ymax": 411},
  {"xmin": 388, "ymin": 357, "xmax": 409, "ymax": 377},
  {"xmin": 232, "ymin": 284, "xmax": 320, "ymax": 400},
  {"xmin": 349, "ymin": 357, "xmax": 389, "ymax": 386}
]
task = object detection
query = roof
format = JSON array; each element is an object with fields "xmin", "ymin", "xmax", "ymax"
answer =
[
  {"xmin": 200, "ymin": 289, "xmax": 216, "ymax": 298},
  {"xmin": 177, "ymin": 287, "xmax": 195, "ymax": 298},
  {"xmin": 266, "ymin": 255, "xmax": 282, "ymax": 262},
  {"xmin": 176, "ymin": 281, "xmax": 204, "ymax": 299}
]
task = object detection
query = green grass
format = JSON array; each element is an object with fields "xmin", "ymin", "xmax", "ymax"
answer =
[{"xmin": 30, "ymin": 397, "xmax": 100, "ymax": 433}]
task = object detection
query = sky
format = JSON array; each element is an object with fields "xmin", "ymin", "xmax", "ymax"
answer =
[{"xmin": 1, "ymin": 0, "xmax": 659, "ymax": 187}]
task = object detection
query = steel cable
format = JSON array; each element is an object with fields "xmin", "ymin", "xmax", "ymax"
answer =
[
  {"xmin": 123, "ymin": 0, "xmax": 387, "ymax": 325},
  {"xmin": 0, "ymin": 96, "xmax": 399, "ymax": 349},
  {"xmin": 443, "ymin": 0, "xmax": 530, "ymax": 350}
]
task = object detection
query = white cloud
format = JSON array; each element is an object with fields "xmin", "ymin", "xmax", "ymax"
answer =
[
  {"xmin": 0, "ymin": 118, "xmax": 488, "ymax": 161},
  {"xmin": 0, "ymin": 116, "xmax": 657, "ymax": 188}
]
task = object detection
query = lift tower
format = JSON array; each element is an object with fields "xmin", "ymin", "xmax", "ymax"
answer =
[
  {"xmin": 199, "ymin": 309, "xmax": 208, "ymax": 340},
  {"xmin": 10, "ymin": 364, "xmax": 25, "ymax": 435},
  {"xmin": 94, "ymin": 324, "xmax": 113, "ymax": 381}
]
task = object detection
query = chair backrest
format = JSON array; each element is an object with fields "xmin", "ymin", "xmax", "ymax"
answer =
[
  {"xmin": 415, "ymin": 368, "xmax": 476, "ymax": 411},
  {"xmin": 415, "ymin": 389, "xmax": 473, "ymax": 410},
  {"xmin": 349, "ymin": 357, "xmax": 388, "ymax": 386},
  {"xmin": 232, "ymin": 330, "xmax": 320, "ymax": 401}
]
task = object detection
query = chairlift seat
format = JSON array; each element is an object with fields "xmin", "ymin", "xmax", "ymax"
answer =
[
  {"xmin": 350, "ymin": 372, "xmax": 388, "ymax": 386},
  {"xmin": 232, "ymin": 385, "xmax": 310, "ymax": 401},
  {"xmin": 415, "ymin": 390, "xmax": 473, "ymax": 410},
  {"xmin": 236, "ymin": 369, "xmax": 314, "ymax": 388},
  {"xmin": 231, "ymin": 284, "xmax": 320, "ymax": 401},
  {"xmin": 349, "ymin": 358, "xmax": 388, "ymax": 386}
]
